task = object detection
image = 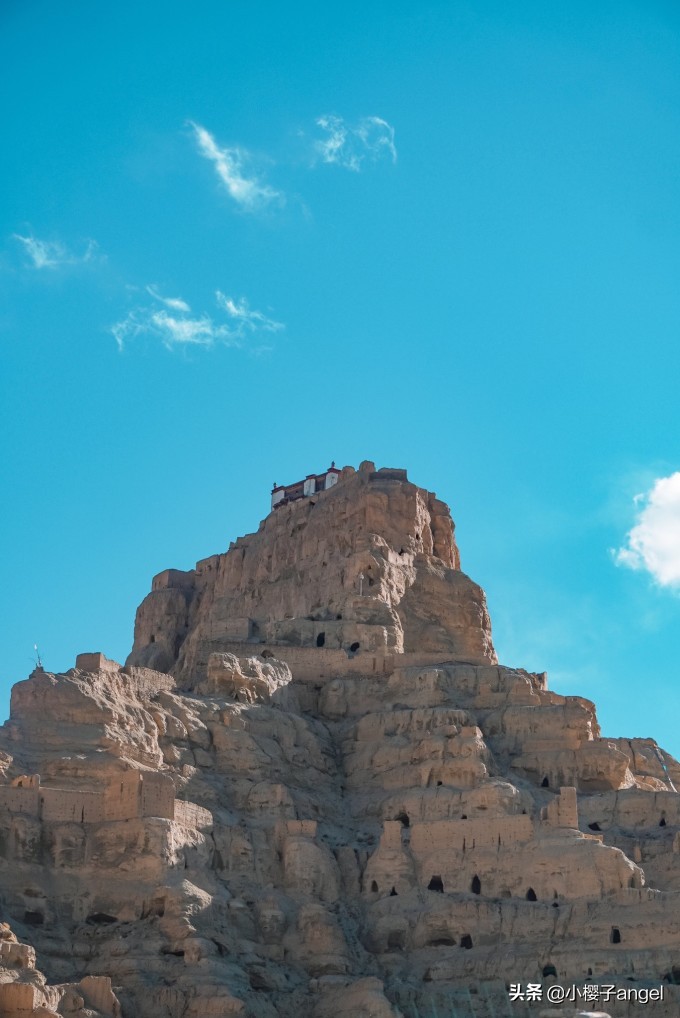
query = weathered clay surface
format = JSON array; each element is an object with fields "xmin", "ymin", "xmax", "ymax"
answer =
[
  {"xmin": 127, "ymin": 461, "xmax": 496, "ymax": 679},
  {"xmin": 0, "ymin": 463, "xmax": 678, "ymax": 1018},
  {"xmin": 0, "ymin": 919, "xmax": 121, "ymax": 1017}
]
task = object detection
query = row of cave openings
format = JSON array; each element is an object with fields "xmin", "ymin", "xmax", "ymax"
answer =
[
  {"xmin": 23, "ymin": 898, "xmax": 167, "ymax": 929},
  {"xmin": 369, "ymin": 874, "xmax": 626, "ymax": 913},
  {"xmin": 371, "ymin": 875, "xmax": 543, "ymax": 901},
  {"xmin": 24, "ymin": 910, "xmax": 119, "ymax": 927},
  {"xmin": 588, "ymin": 816, "xmax": 668, "ymax": 831},
  {"xmin": 313, "ymin": 632, "xmax": 360, "ymax": 655}
]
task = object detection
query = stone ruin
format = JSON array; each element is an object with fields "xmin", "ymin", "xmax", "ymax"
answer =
[{"xmin": 0, "ymin": 460, "xmax": 679, "ymax": 1017}]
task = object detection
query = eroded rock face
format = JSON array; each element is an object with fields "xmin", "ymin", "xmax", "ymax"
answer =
[
  {"xmin": 0, "ymin": 920, "xmax": 121, "ymax": 1017},
  {"xmin": 0, "ymin": 463, "xmax": 678, "ymax": 1017},
  {"xmin": 199, "ymin": 652, "xmax": 295, "ymax": 706},
  {"xmin": 127, "ymin": 464, "xmax": 496, "ymax": 681}
]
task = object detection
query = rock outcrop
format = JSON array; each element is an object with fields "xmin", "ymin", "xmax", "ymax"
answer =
[
  {"xmin": 127, "ymin": 462, "xmax": 495, "ymax": 679},
  {"xmin": 0, "ymin": 919, "xmax": 121, "ymax": 1017},
  {"xmin": 0, "ymin": 463, "xmax": 678, "ymax": 1017}
]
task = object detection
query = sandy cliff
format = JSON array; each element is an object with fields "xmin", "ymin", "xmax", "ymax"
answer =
[{"xmin": 0, "ymin": 463, "xmax": 678, "ymax": 1018}]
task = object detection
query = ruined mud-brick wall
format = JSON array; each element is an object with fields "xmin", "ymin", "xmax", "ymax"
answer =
[
  {"xmin": 409, "ymin": 813, "xmax": 534, "ymax": 855},
  {"xmin": 0, "ymin": 769, "xmax": 176, "ymax": 824}
]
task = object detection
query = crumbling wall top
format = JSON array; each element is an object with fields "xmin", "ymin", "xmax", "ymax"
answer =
[{"xmin": 75, "ymin": 652, "xmax": 121, "ymax": 673}]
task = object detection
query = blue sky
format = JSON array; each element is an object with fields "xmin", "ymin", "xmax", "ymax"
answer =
[{"xmin": 2, "ymin": 1, "xmax": 680, "ymax": 754}]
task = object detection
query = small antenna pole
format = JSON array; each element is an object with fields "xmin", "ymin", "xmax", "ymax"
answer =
[{"xmin": 34, "ymin": 644, "xmax": 43, "ymax": 669}]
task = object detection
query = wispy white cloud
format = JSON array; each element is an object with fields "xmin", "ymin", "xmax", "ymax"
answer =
[
  {"xmin": 188, "ymin": 121, "xmax": 281, "ymax": 210},
  {"xmin": 146, "ymin": 285, "xmax": 191, "ymax": 313},
  {"xmin": 13, "ymin": 233, "xmax": 99, "ymax": 269},
  {"xmin": 112, "ymin": 307, "xmax": 232, "ymax": 352},
  {"xmin": 215, "ymin": 292, "xmax": 283, "ymax": 333},
  {"xmin": 314, "ymin": 114, "xmax": 397, "ymax": 171},
  {"xmin": 614, "ymin": 472, "xmax": 680, "ymax": 588},
  {"xmin": 112, "ymin": 288, "xmax": 284, "ymax": 353}
]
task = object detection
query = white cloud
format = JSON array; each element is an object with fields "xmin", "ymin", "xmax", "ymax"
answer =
[
  {"xmin": 314, "ymin": 114, "xmax": 397, "ymax": 171},
  {"xmin": 315, "ymin": 116, "xmax": 355, "ymax": 170},
  {"xmin": 112, "ymin": 307, "xmax": 233, "ymax": 353},
  {"xmin": 13, "ymin": 233, "xmax": 98, "ymax": 269},
  {"xmin": 149, "ymin": 310, "xmax": 227, "ymax": 348},
  {"xmin": 614, "ymin": 472, "xmax": 680, "ymax": 588},
  {"xmin": 215, "ymin": 291, "xmax": 283, "ymax": 333},
  {"xmin": 146, "ymin": 285, "xmax": 191, "ymax": 313},
  {"xmin": 112, "ymin": 288, "xmax": 284, "ymax": 353},
  {"xmin": 189, "ymin": 121, "xmax": 281, "ymax": 210}
]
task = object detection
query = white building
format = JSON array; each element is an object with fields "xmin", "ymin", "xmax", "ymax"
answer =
[{"xmin": 271, "ymin": 463, "xmax": 340, "ymax": 510}]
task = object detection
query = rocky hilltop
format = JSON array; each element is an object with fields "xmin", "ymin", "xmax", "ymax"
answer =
[
  {"xmin": 127, "ymin": 461, "xmax": 495, "ymax": 678},
  {"xmin": 1, "ymin": 461, "xmax": 679, "ymax": 1018}
]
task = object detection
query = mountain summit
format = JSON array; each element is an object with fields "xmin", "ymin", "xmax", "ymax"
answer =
[
  {"xmin": 128, "ymin": 460, "xmax": 495, "ymax": 681},
  {"xmin": 0, "ymin": 463, "xmax": 677, "ymax": 1018}
]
